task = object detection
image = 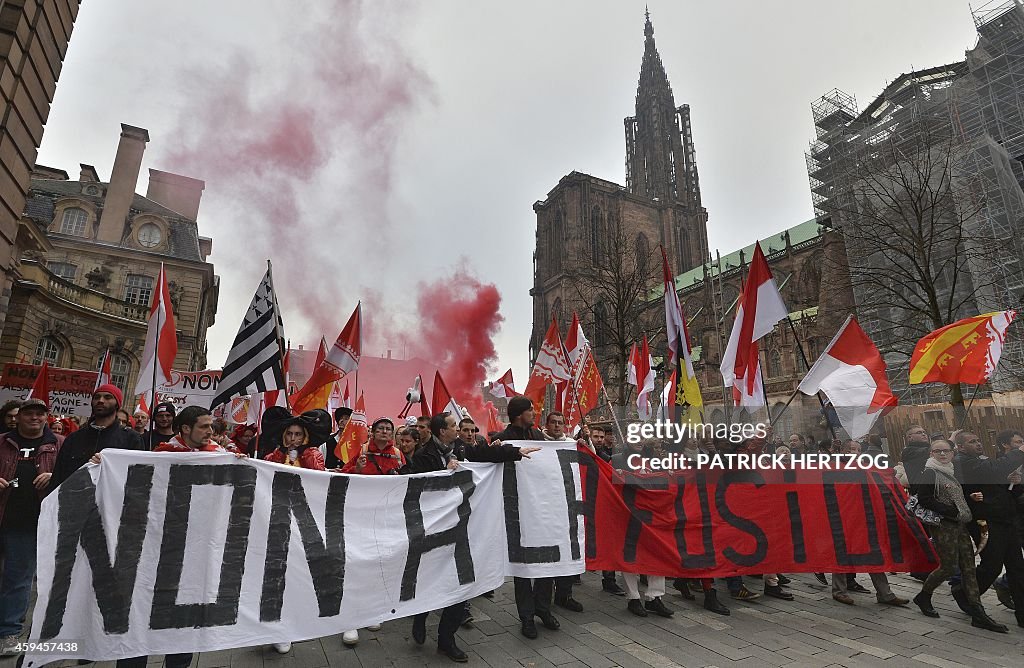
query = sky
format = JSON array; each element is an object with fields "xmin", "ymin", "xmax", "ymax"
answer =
[{"xmin": 35, "ymin": 0, "xmax": 985, "ymax": 387}]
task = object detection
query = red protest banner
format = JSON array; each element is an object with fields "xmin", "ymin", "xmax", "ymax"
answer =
[
  {"xmin": 571, "ymin": 449, "xmax": 937, "ymax": 577},
  {"xmin": 0, "ymin": 363, "xmax": 98, "ymax": 393}
]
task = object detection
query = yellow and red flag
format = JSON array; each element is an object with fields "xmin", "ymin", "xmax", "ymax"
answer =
[
  {"xmin": 333, "ymin": 391, "xmax": 367, "ymax": 464},
  {"xmin": 909, "ymin": 310, "xmax": 1017, "ymax": 385},
  {"xmin": 292, "ymin": 304, "xmax": 361, "ymax": 413}
]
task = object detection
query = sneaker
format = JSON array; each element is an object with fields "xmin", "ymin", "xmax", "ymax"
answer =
[
  {"xmin": 342, "ymin": 630, "xmax": 359, "ymax": 646},
  {"xmin": 878, "ymin": 595, "xmax": 909, "ymax": 606},
  {"xmin": 644, "ymin": 597, "xmax": 674, "ymax": 618},
  {"xmin": 848, "ymin": 580, "xmax": 870, "ymax": 594},
  {"xmin": 832, "ymin": 593, "xmax": 856, "ymax": 605},
  {"xmin": 272, "ymin": 642, "xmax": 292, "ymax": 654},
  {"xmin": 995, "ymin": 581, "xmax": 1016, "ymax": 610},
  {"xmin": 729, "ymin": 585, "xmax": 761, "ymax": 601},
  {"xmin": 776, "ymin": 574, "xmax": 792, "ymax": 586},
  {"xmin": 814, "ymin": 573, "xmax": 828, "ymax": 586},
  {"xmin": 764, "ymin": 584, "xmax": 794, "ymax": 600},
  {"xmin": 603, "ymin": 581, "xmax": 626, "ymax": 596},
  {"xmin": 627, "ymin": 599, "xmax": 648, "ymax": 617},
  {"xmin": 366, "ymin": 624, "xmax": 382, "ymax": 631},
  {"xmin": 0, "ymin": 636, "xmax": 22, "ymax": 657}
]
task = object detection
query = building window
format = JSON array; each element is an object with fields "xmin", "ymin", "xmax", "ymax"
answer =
[
  {"xmin": 123, "ymin": 274, "xmax": 154, "ymax": 305},
  {"xmin": 34, "ymin": 337, "xmax": 62, "ymax": 366},
  {"xmin": 590, "ymin": 206, "xmax": 603, "ymax": 264},
  {"xmin": 47, "ymin": 262, "xmax": 77, "ymax": 282},
  {"xmin": 100, "ymin": 353, "xmax": 132, "ymax": 391},
  {"xmin": 767, "ymin": 349, "xmax": 783, "ymax": 378},
  {"xmin": 59, "ymin": 207, "xmax": 88, "ymax": 236}
]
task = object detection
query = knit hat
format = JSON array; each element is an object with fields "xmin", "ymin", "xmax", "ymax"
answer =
[
  {"xmin": 371, "ymin": 417, "xmax": 395, "ymax": 432},
  {"xmin": 94, "ymin": 383, "xmax": 123, "ymax": 408},
  {"xmin": 507, "ymin": 396, "xmax": 533, "ymax": 422}
]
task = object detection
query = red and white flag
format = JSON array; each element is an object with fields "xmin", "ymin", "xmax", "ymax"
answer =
[
  {"xmin": 524, "ymin": 316, "xmax": 572, "ymax": 422},
  {"xmin": 135, "ymin": 392, "xmax": 151, "ymax": 417},
  {"xmin": 431, "ymin": 371, "xmax": 464, "ymax": 420},
  {"xmin": 627, "ymin": 336, "xmax": 656, "ymax": 420},
  {"xmin": 134, "ymin": 263, "xmax": 178, "ymax": 398},
  {"xmin": 95, "ymin": 349, "xmax": 112, "ymax": 391},
  {"xmin": 720, "ymin": 243, "xmax": 788, "ymax": 407},
  {"xmin": 334, "ymin": 392, "xmax": 368, "ymax": 465},
  {"xmin": 27, "ymin": 361, "xmax": 50, "ymax": 408},
  {"xmin": 291, "ymin": 303, "xmax": 361, "ymax": 413},
  {"xmin": 799, "ymin": 315, "xmax": 897, "ymax": 439},
  {"xmin": 562, "ymin": 312, "xmax": 602, "ymax": 428},
  {"xmin": 485, "ymin": 401, "xmax": 503, "ymax": 434},
  {"xmin": 489, "ymin": 369, "xmax": 516, "ymax": 399}
]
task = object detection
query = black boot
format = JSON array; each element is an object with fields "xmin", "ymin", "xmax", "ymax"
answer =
[
  {"xmin": 673, "ymin": 578, "xmax": 695, "ymax": 601},
  {"xmin": 703, "ymin": 589, "xmax": 730, "ymax": 616},
  {"xmin": 913, "ymin": 591, "xmax": 939, "ymax": 618},
  {"xmin": 971, "ymin": 605, "xmax": 1009, "ymax": 633},
  {"xmin": 644, "ymin": 596, "xmax": 674, "ymax": 618},
  {"xmin": 950, "ymin": 585, "xmax": 971, "ymax": 615}
]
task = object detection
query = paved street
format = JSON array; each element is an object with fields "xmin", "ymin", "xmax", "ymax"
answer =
[{"xmin": 6, "ymin": 571, "xmax": 1022, "ymax": 668}]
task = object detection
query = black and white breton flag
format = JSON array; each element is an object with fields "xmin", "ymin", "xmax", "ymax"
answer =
[{"xmin": 209, "ymin": 264, "xmax": 286, "ymax": 409}]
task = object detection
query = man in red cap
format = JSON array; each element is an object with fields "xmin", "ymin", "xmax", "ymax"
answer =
[{"xmin": 48, "ymin": 384, "xmax": 144, "ymax": 490}]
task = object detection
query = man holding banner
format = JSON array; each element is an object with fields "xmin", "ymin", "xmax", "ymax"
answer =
[{"xmin": 405, "ymin": 410, "xmax": 540, "ymax": 662}]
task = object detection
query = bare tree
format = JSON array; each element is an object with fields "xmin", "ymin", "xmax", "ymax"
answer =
[
  {"xmin": 565, "ymin": 217, "xmax": 662, "ymax": 409},
  {"xmin": 822, "ymin": 103, "xmax": 1004, "ymax": 414}
]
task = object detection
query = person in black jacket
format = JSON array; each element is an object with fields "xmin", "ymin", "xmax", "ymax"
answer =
[
  {"xmin": 406, "ymin": 410, "xmax": 539, "ymax": 663},
  {"xmin": 48, "ymin": 386, "xmax": 191, "ymax": 668},
  {"xmin": 49, "ymin": 385, "xmax": 145, "ymax": 490},
  {"xmin": 954, "ymin": 430, "xmax": 1024, "ymax": 626},
  {"xmin": 911, "ymin": 438, "xmax": 1007, "ymax": 633},
  {"xmin": 900, "ymin": 424, "xmax": 931, "ymax": 485},
  {"xmin": 489, "ymin": 397, "xmax": 564, "ymax": 640}
]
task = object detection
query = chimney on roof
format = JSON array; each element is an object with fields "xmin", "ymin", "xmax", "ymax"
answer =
[
  {"xmin": 79, "ymin": 164, "xmax": 100, "ymax": 182},
  {"xmin": 146, "ymin": 169, "xmax": 205, "ymax": 221},
  {"xmin": 97, "ymin": 124, "xmax": 149, "ymax": 244}
]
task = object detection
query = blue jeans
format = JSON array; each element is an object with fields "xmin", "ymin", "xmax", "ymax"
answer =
[{"xmin": 0, "ymin": 527, "xmax": 37, "ymax": 637}]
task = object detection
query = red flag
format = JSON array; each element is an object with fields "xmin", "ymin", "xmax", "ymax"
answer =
[
  {"xmin": 334, "ymin": 392, "xmax": 367, "ymax": 464},
  {"xmin": 292, "ymin": 304, "xmax": 361, "ymax": 413},
  {"xmin": 489, "ymin": 369, "xmax": 516, "ymax": 398},
  {"xmin": 562, "ymin": 313, "xmax": 602, "ymax": 429},
  {"xmin": 485, "ymin": 401, "xmax": 503, "ymax": 434},
  {"xmin": 628, "ymin": 336, "xmax": 655, "ymax": 419},
  {"xmin": 799, "ymin": 315, "xmax": 897, "ymax": 438},
  {"xmin": 431, "ymin": 371, "xmax": 463, "ymax": 419},
  {"xmin": 135, "ymin": 392, "xmax": 150, "ymax": 417},
  {"xmin": 720, "ymin": 243, "xmax": 787, "ymax": 407},
  {"xmin": 314, "ymin": 336, "xmax": 328, "ymax": 369},
  {"xmin": 909, "ymin": 311, "xmax": 1017, "ymax": 385},
  {"xmin": 134, "ymin": 263, "xmax": 178, "ymax": 397},
  {"xmin": 419, "ymin": 375, "xmax": 431, "ymax": 417},
  {"xmin": 524, "ymin": 316, "xmax": 571, "ymax": 423},
  {"xmin": 95, "ymin": 349, "xmax": 112, "ymax": 391},
  {"xmin": 26, "ymin": 361, "xmax": 50, "ymax": 408},
  {"xmin": 342, "ymin": 380, "xmax": 351, "ymax": 408}
]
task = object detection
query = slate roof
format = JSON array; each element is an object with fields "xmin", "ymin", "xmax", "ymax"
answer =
[{"xmin": 24, "ymin": 178, "xmax": 204, "ymax": 262}]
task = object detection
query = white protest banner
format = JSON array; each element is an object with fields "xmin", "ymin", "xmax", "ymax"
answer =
[
  {"xmin": 0, "ymin": 363, "xmax": 97, "ymax": 418},
  {"xmin": 27, "ymin": 442, "xmax": 584, "ymax": 665},
  {"xmin": 149, "ymin": 369, "xmax": 223, "ymax": 409}
]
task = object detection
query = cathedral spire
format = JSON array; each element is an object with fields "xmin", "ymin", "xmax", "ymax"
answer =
[{"xmin": 644, "ymin": 6, "xmax": 654, "ymax": 40}]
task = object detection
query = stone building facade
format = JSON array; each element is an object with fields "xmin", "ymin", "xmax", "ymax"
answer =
[
  {"xmin": 0, "ymin": 123, "xmax": 218, "ymax": 395},
  {"xmin": 0, "ymin": 0, "xmax": 82, "ymax": 338}
]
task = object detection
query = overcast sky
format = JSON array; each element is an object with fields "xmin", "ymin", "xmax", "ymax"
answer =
[{"xmin": 36, "ymin": 0, "xmax": 983, "ymax": 382}]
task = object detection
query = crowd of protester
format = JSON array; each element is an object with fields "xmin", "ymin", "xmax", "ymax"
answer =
[{"xmin": 1, "ymin": 389, "xmax": 1023, "ymax": 664}]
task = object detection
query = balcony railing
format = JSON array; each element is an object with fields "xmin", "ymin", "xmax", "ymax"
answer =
[{"xmin": 19, "ymin": 260, "xmax": 148, "ymax": 323}]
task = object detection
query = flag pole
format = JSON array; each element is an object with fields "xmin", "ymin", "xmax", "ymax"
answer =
[
  {"xmin": 146, "ymin": 264, "xmax": 163, "ymax": 451},
  {"xmin": 956, "ymin": 384, "xmax": 981, "ymax": 431},
  {"xmin": 786, "ymin": 315, "xmax": 836, "ymax": 440},
  {"xmin": 601, "ymin": 386, "xmax": 627, "ymax": 443}
]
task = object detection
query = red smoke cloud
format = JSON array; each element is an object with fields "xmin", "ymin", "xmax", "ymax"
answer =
[
  {"xmin": 160, "ymin": 1, "xmax": 433, "ymax": 340},
  {"xmin": 397, "ymin": 269, "xmax": 504, "ymax": 419}
]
